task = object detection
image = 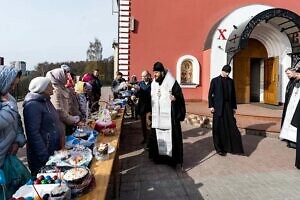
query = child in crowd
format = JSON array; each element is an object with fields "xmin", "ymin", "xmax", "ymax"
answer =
[{"xmin": 75, "ymin": 81, "xmax": 93, "ymax": 119}]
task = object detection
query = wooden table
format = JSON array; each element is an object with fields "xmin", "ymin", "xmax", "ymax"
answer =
[{"xmin": 77, "ymin": 110, "xmax": 124, "ymax": 200}]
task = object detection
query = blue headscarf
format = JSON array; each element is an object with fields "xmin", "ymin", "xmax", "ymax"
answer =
[{"xmin": 0, "ymin": 65, "xmax": 19, "ymax": 95}]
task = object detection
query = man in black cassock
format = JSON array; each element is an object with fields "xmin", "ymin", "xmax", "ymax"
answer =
[
  {"xmin": 291, "ymin": 67, "xmax": 300, "ymax": 169},
  {"xmin": 281, "ymin": 67, "xmax": 296, "ymax": 128},
  {"xmin": 148, "ymin": 62, "xmax": 186, "ymax": 167},
  {"xmin": 292, "ymin": 99, "xmax": 300, "ymax": 169},
  {"xmin": 208, "ymin": 64, "xmax": 244, "ymax": 156}
]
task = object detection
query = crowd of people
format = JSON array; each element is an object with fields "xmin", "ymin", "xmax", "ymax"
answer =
[
  {"xmin": 0, "ymin": 60, "xmax": 300, "ymax": 199},
  {"xmin": 0, "ymin": 64, "xmax": 102, "ymax": 199}
]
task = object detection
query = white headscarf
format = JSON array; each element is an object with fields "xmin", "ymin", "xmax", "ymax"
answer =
[
  {"xmin": 29, "ymin": 77, "xmax": 51, "ymax": 94},
  {"xmin": 61, "ymin": 64, "xmax": 70, "ymax": 73},
  {"xmin": 46, "ymin": 68, "xmax": 66, "ymax": 86}
]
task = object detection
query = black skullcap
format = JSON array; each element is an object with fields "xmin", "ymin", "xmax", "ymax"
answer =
[
  {"xmin": 117, "ymin": 71, "xmax": 123, "ymax": 76},
  {"xmin": 222, "ymin": 64, "xmax": 232, "ymax": 73},
  {"xmin": 153, "ymin": 62, "xmax": 165, "ymax": 72}
]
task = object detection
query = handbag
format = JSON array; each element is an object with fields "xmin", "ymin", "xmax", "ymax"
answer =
[
  {"xmin": 0, "ymin": 169, "xmax": 6, "ymax": 200},
  {"xmin": 0, "ymin": 155, "xmax": 31, "ymax": 199}
]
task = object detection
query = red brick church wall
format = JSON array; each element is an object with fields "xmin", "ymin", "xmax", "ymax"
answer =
[{"xmin": 127, "ymin": 0, "xmax": 300, "ymax": 101}]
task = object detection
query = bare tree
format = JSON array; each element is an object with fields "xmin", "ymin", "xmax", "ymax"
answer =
[{"xmin": 87, "ymin": 38, "xmax": 103, "ymax": 61}]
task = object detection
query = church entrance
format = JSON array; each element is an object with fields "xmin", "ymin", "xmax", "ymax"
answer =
[
  {"xmin": 225, "ymin": 8, "xmax": 300, "ymax": 105},
  {"xmin": 233, "ymin": 38, "xmax": 280, "ymax": 104}
]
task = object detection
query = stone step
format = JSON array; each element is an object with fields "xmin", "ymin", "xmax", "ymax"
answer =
[{"xmin": 184, "ymin": 113, "xmax": 280, "ymax": 138}]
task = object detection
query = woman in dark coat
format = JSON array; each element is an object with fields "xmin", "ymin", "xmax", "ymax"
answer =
[
  {"xmin": 208, "ymin": 65, "xmax": 244, "ymax": 156},
  {"xmin": 23, "ymin": 77, "xmax": 63, "ymax": 175}
]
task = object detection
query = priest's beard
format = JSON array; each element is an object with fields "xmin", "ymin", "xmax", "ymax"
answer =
[{"xmin": 155, "ymin": 74, "xmax": 165, "ymax": 85}]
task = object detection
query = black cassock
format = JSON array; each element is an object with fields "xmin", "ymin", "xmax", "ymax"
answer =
[
  {"xmin": 208, "ymin": 75, "xmax": 244, "ymax": 154},
  {"xmin": 281, "ymin": 77, "xmax": 296, "ymax": 127},
  {"xmin": 291, "ymin": 99, "xmax": 300, "ymax": 168},
  {"xmin": 148, "ymin": 81, "xmax": 186, "ymax": 166}
]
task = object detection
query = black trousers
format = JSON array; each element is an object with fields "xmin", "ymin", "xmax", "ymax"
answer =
[
  {"xmin": 140, "ymin": 113, "xmax": 147, "ymax": 140},
  {"xmin": 296, "ymin": 129, "xmax": 300, "ymax": 168}
]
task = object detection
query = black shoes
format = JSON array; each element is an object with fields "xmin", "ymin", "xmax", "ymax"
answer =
[
  {"xmin": 217, "ymin": 151, "xmax": 227, "ymax": 156},
  {"xmin": 140, "ymin": 139, "xmax": 146, "ymax": 145},
  {"xmin": 287, "ymin": 141, "xmax": 296, "ymax": 149}
]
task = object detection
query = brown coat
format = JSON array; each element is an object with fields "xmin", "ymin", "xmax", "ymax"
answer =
[
  {"xmin": 46, "ymin": 68, "xmax": 79, "ymax": 146},
  {"xmin": 50, "ymin": 85, "xmax": 77, "ymax": 126}
]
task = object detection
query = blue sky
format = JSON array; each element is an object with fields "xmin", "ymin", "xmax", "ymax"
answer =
[{"xmin": 0, "ymin": 0, "xmax": 118, "ymax": 69}]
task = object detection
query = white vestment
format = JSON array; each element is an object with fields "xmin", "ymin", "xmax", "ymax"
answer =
[
  {"xmin": 280, "ymin": 86, "xmax": 300, "ymax": 142},
  {"xmin": 151, "ymin": 71, "xmax": 175, "ymax": 156}
]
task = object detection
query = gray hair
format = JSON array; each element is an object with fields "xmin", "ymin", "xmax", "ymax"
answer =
[{"xmin": 285, "ymin": 67, "xmax": 296, "ymax": 72}]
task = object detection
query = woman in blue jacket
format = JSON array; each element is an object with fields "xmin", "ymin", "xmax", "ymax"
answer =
[
  {"xmin": 23, "ymin": 77, "xmax": 63, "ymax": 175},
  {"xmin": 0, "ymin": 65, "xmax": 27, "ymax": 198}
]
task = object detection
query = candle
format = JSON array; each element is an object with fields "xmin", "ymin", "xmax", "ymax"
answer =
[
  {"xmin": 86, "ymin": 101, "xmax": 89, "ymax": 119},
  {"xmin": 32, "ymin": 184, "xmax": 42, "ymax": 200},
  {"xmin": 55, "ymin": 166, "xmax": 58, "ymax": 178},
  {"xmin": 75, "ymin": 158, "xmax": 78, "ymax": 171},
  {"xmin": 59, "ymin": 168, "xmax": 62, "ymax": 186}
]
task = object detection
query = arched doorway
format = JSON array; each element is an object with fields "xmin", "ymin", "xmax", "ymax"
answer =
[
  {"xmin": 226, "ymin": 8, "xmax": 300, "ymax": 105},
  {"xmin": 233, "ymin": 39, "xmax": 268, "ymax": 104},
  {"xmin": 207, "ymin": 6, "xmax": 299, "ymax": 104}
]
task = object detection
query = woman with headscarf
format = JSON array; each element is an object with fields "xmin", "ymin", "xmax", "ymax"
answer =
[
  {"xmin": 23, "ymin": 77, "xmax": 63, "ymax": 175},
  {"xmin": 0, "ymin": 65, "xmax": 27, "ymax": 198},
  {"xmin": 65, "ymin": 73, "xmax": 84, "ymax": 122},
  {"xmin": 46, "ymin": 68, "xmax": 82, "ymax": 144}
]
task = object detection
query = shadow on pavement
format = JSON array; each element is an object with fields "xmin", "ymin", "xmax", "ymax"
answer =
[
  {"xmin": 242, "ymin": 122, "xmax": 275, "ymax": 156},
  {"xmin": 242, "ymin": 134, "xmax": 265, "ymax": 157},
  {"xmin": 245, "ymin": 122, "xmax": 276, "ymax": 137},
  {"xmin": 182, "ymin": 127, "xmax": 211, "ymax": 139},
  {"xmin": 182, "ymin": 135, "xmax": 215, "ymax": 172},
  {"xmin": 117, "ymin": 118, "xmax": 205, "ymax": 200}
]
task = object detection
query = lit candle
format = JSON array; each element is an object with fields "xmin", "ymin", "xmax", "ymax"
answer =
[{"xmin": 32, "ymin": 184, "xmax": 42, "ymax": 200}]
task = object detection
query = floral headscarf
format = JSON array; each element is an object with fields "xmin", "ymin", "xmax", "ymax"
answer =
[{"xmin": 0, "ymin": 65, "xmax": 19, "ymax": 95}]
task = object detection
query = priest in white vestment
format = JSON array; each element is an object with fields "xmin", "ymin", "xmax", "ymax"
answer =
[{"xmin": 148, "ymin": 62, "xmax": 186, "ymax": 167}]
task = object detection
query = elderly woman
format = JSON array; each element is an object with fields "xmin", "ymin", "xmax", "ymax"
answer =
[
  {"xmin": 46, "ymin": 68, "xmax": 82, "ymax": 140},
  {"xmin": 0, "ymin": 65, "xmax": 27, "ymax": 198},
  {"xmin": 23, "ymin": 77, "xmax": 63, "ymax": 175}
]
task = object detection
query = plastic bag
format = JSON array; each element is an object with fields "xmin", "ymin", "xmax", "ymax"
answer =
[
  {"xmin": 0, "ymin": 155, "xmax": 31, "ymax": 199},
  {"xmin": 65, "ymin": 130, "xmax": 98, "ymax": 148},
  {"xmin": 98, "ymin": 109, "xmax": 112, "ymax": 126}
]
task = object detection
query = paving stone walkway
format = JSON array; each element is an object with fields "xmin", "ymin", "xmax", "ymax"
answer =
[
  {"xmin": 118, "ymin": 117, "xmax": 300, "ymax": 200},
  {"xmin": 16, "ymin": 87, "xmax": 300, "ymax": 200}
]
